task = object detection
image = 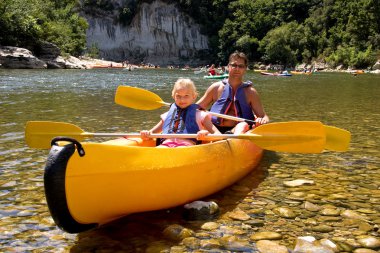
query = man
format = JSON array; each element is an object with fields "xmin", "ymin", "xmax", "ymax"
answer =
[{"xmin": 197, "ymin": 51, "xmax": 269, "ymax": 133}]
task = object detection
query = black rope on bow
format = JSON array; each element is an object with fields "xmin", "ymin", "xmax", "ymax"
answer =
[{"xmin": 51, "ymin": 137, "xmax": 85, "ymax": 157}]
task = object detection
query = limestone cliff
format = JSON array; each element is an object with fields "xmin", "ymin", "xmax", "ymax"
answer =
[{"xmin": 83, "ymin": 0, "xmax": 209, "ymax": 66}]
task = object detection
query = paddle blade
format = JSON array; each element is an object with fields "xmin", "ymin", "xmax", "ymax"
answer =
[
  {"xmin": 324, "ymin": 125, "xmax": 351, "ymax": 151},
  {"xmin": 115, "ymin": 86, "xmax": 166, "ymax": 110},
  {"xmin": 25, "ymin": 121, "xmax": 88, "ymax": 149},
  {"xmin": 251, "ymin": 121, "xmax": 326, "ymax": 153}
]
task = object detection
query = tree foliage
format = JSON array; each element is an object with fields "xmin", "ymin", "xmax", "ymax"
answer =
[
  {"xmin": 0, "ymin": 0, "xmax": 87, "ymax": 56},
  {"xmin": 216, "ymin": 0, "xmax": 379, "ymax": 67}
]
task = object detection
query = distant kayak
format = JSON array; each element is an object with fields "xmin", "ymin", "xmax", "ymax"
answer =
[
  {"xmin": 260, "ymin": 72, "xmax": 292, "ymax": 77},
  {"xmin": 290, "ymin": 71, "xmax": 312, "ymax": 75},
  {"xmin": 203, "ymin": 73, "xmax": 229, "ymax": 79},
  {"xmin": 348, "ymin": 70, "xmax": 365, "ymax": 75}
]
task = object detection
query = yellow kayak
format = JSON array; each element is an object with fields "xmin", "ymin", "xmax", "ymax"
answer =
[
  {"xmin": 290, "ymin": 71, "xmax": 312, "ymax": 75},
  {"xmin": 44, "ymin": 136, "xmax": 263, "ymax": 233}
]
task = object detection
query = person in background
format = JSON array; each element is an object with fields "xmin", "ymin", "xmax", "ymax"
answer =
[
  {"xmin": 208, "ymin": 64, "xmax": 217, "ymax": 76},
  {"xmin": 197, "ymin": 51, "xmax": 269, "ymax": 134},
  {"xmin": 220, "ymin": 66, "xmax": 228, "ymax": 74},
  {"xmin": 140, "ymin": 78, "xmax": 221, "ymax": 147}
]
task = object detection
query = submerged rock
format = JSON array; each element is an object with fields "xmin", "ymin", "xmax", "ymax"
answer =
[
  {"xmin": 256, "ymin": 240, "xmax": 289, "ymax": 253},
  {"xmin": 293, "ymin": 236, "xmax": 335, "ymax": 253},
  {"xmin": 250, "ymin": 231, "xmax": 282, "ymax": 240},
  {"xmin": 163, "ymin": 224, "xmax": 194, "ymax": 241},
  {"xmin": 183, "ymin": 201, "xmax": 219, "ymax": 220},
  {"xmin": 356, "ymin": 236, "xmax": 380, "ymax": 249},
  {"xmin": 284, "ymin": 179, "xmax": 315, "ymax": 187}
]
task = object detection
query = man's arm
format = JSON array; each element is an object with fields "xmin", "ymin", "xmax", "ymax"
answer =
[
  {"xmin": 248, "ymin": 87, "xmax": 270, "ymax": 124},
  {"xmin": 196, "ymin": 82, "xmax": 221, "ymax": 110}
]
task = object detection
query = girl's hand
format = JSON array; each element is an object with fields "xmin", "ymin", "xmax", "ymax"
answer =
[
  {"xmin": 140, "ymin": 130, "xmax": 151, "ymax": 140},
  {"xmin": 197, "ymin": 130, "xmax": 210, "ymax": 140}
]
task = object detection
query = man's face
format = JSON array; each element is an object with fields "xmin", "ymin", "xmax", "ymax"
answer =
[{"xmin": 228, "ymin": 58, "xmax": 246, "ymax": 77}]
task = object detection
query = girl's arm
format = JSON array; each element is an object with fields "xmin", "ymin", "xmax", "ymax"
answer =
[
  {"xmin": 150, "ymin": 120, "xmax": 164, "ymax": 133},
  {"xmin": 140, "ymin": 120, "xmax": 164, "ymax": 140},
  {"xmin": 197, "ymin": 113, "xmax": 222, "ymax": 141},
  {"xmin": 203, "ymin": 118, "xmax": 221, "ymax": 134}
]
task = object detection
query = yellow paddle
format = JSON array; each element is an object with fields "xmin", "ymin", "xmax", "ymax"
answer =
[
  {"xmin": 324, "ymin": 125, "xmax": 351, "ymax": 151},
  {"xmin": 25, "ymin": 121, "xmax": 326, "ymax": 153},
  {"xmin": 115, "ymin": 85, "xmax": 247, "ymax": 122},
  {"xmin": 114, "ymin": 85, "xmax": 351, "ymax": 151}
]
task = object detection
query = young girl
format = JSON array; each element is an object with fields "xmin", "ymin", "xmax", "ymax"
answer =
[{"xmin": 140, "ymin": 78, "xmax": 221, "ymax": 147}]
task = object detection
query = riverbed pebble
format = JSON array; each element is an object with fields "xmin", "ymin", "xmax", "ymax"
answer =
[
  {"xmin": 250, "ymin": 231, "xmax": 282, "ymax": 240},
  {"xmin": 284, "ymin": 179, "xmax": 315, "ymax": 187},
  {"xmin": 183, "ymin": 200, "xmax": 219, "ymax": 220},
  {"xmin": 356, "ymin": 235, "xmax": 380, "ymax": 249},
  {"xmin": 226, "ymin": 208, "xmax": 251, "ymax": 221},
  {"xmin": 163, "ymin": 224, "xmax": 194, "ymax": 241},
  {"xmin": 256, "ymin": 240, "xmax": 288, "ymax": 253}
]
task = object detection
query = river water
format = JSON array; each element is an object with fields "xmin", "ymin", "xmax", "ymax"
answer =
[{"xmin": 0, "ymin": 69, "xmax": 379, "ymax": 252}]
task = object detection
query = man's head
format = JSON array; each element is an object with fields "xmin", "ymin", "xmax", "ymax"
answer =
[
  {"xmin": 228, "ymin": 51, "xmax": 248, "ymax": 79},
  {"xmin": 229, "ymin": 51, "xmax": 248, "ymax": 67}
]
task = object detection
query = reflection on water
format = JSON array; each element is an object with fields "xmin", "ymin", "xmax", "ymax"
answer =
[{"xmin": 0, "ymin": 69, "xmax": 379, "ymax": 251}]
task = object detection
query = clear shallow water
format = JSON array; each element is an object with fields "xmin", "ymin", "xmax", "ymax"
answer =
[{"xmin": 0, "ymin": 69, "xmax": 379, "ymax": 252}]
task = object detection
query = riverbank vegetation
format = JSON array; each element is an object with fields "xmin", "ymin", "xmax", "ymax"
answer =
[
  {"xmin": 0, "ymin": 0, "xmax": 87, "ymax": 56},
  {"xmin": 1, "ymin": 0, "xmax": 379, "ymax": 68},
  {"xmin": 179, "ymin": 0, "xmax": 379, "ymax": 69}
]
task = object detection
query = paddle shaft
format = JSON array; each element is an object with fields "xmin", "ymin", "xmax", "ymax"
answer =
[
  {"xmin": 160, "ymin": 100, "xmax": 350, "ymax": 150},
  {"xmin": 30, "ymin": 129, "xmax": 320, "ymax": 143},
  {"xmin": 67, "ymin": 132, "xmax": 257, "ymax": 140},
  {"xmin": 160, "ymin": 101, "xmax": 255, "ymax": 124},
  {"xmin": 25, "ymin": 120, "xmax": 329, "ymax": 152}
]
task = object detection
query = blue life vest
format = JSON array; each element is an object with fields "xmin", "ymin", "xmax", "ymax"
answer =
[
  {"xmin": 162, "ymin": 104, "xmax": 200, "ymax": 134},
  {"xmin": 210, "ymin": 80, "xmax": 255, "ymax": 125}
]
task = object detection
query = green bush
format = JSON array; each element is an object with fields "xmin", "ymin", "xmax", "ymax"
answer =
[
  {"xmin": 326, "ymin": 45, "xmax": 377, "ymax": 68},
  {"xmin": 0, "ymin": 0, "xmax": 87, "ymax": 56}
]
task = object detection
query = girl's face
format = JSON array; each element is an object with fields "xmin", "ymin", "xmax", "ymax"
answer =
[{"xmin": 173, "ymin": 88, "xmax": 196, "ymax": 109}]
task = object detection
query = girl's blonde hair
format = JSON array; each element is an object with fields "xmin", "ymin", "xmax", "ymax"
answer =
[{"xmin": 172, "ymin": 78, "xmax": 198, "ymax": 97}]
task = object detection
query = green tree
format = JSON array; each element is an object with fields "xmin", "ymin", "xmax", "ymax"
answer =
[
  {"xmin": 326, "ymin": 45, "xmax": 377, "ymax": 68},
  {"xmin": 259, "ymin": 22, "xmax": 301, "ymax": 67},
  {"xmin": 217, "ymin": 0, "xmax": 323, "ymax": 63},
  {"xmin": 0, "ymin": 0, "xmax": 88, "ymax": 56},
  {"xmin": 0, "ymin": 0, "xmax": 44, "ymax": 46}
]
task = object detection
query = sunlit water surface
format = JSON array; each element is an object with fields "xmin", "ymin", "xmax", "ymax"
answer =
[{"xmin": 0, "ymin": 69, "xmax": 379, "ymax": 252}]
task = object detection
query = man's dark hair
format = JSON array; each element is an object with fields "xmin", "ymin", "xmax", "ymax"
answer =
[{"xmin": 229, "ymin": 51, "xmax": 248, "ymax": 66}]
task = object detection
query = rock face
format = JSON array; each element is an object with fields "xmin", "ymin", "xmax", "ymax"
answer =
[
  {"xmin": 0, "ymin": 47, "xmax": 47, "ymax": 69},
  {"xmin": 34, "ymin": 41, "xmax": 61, "ymax": 60},
  {"xmin": 83, "ymin": 0, "xmax": 209, "ymax": 65},
  {"xmin": 0, "ymin": 46, "xmax": 89, "ymax": 69}
]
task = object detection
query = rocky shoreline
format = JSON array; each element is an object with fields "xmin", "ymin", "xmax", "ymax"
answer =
[
  {"xmin": 0, "ymin": 45, "xmax": 124, "ymax": 70},
  {"xmin": 1, "ymin": 45, "xmax": 379, "ymax": 73}
]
